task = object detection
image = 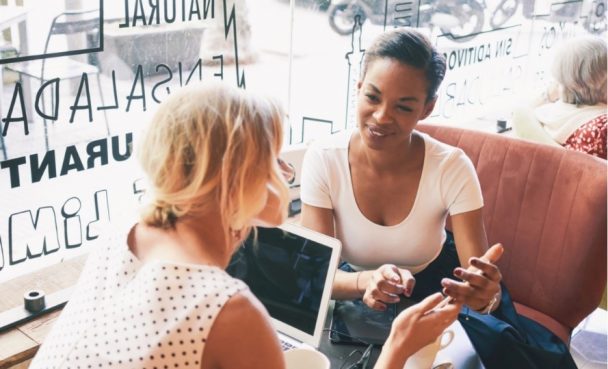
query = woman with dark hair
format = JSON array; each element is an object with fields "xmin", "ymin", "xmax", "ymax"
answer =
[
  {"xmin": 303, "ymin": 27, "xmax": 498, "ymax": 317},
  {"xmin": 301, "ymin": 28, "xmax": 578, "ymax": 369}
]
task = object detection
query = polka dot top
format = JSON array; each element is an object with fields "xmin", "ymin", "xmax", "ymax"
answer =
[{"xmin": 29, "ymin": 225, "xmax": 248, "ymax": 369}]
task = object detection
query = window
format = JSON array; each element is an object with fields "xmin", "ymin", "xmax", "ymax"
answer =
[{"xmin": 0, "ymin": 0, "xmax": 604, "ymax": 326}]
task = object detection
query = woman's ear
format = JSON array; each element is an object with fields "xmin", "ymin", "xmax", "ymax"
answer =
[
  {"xmin": 420, "ymin": 97, "xmax": 437, "ymax": 120},
  {"xmin": 251, "ymin": 185, "xmax": 287, "ymax": 228}
]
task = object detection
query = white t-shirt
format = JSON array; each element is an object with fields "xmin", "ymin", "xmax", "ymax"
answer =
[
  {"xmin": 301, "ymin": 131, "xmax": 483, "ymax": 274},
  {"xmin": 29, "ymin": 225, "xmax": 248, "ymax": 369}
]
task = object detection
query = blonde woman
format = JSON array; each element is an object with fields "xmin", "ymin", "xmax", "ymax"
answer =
[{"xmin": 29, "ymin": 82, "xmax": 459, "ymax": 369}]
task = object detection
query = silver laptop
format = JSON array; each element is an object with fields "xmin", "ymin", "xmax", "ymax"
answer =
[{"xmin": 227, "ymin": 222, "xmax": 342, "ymax": 351}]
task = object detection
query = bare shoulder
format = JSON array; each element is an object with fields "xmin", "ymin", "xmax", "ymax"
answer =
[
  {"xmin": 201, "ymin": 289, "xmax": 285, "ymax": 369},
  {"xmin": 214, "ymin": 289, "xmax": 272, "ymax": 325}
]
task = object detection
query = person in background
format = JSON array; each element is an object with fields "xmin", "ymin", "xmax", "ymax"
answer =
[
  {"xmin": 301, "ymin": 27, "xmax": 578, "ymax": 369},
  {"xmin": 28, "ymin": 81, "xmax": 460, "ymax": 369},
  {"xmin": 534, "ymin": 35, "xmax": 607, "ymax": 159}
]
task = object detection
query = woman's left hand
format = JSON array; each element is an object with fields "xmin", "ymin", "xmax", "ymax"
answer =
[{"xmin": 441, "ymin": 244, "xmax": 504, "ymax": 312}]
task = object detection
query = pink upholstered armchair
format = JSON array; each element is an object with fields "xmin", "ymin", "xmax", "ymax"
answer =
[{"xmin": 417, "ymin": 123, "xmax": 607, "ymax": 345}]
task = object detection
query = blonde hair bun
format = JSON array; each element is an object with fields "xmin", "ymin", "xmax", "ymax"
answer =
[{"xmin": 137, "ymin": 81, "xmax": 289, "ymax": 233}]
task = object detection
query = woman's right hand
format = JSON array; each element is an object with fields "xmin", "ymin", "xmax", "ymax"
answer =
[
  {"xmin": 374, "ymin": 293, "xmax": 461, "ymax": 369},
  {"xmin": 361, "ymin": 264, "xmax": 415, "ymax": 311}
]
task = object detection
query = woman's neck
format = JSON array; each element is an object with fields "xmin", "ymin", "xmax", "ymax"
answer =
[
  {"xmin": 351, "ymin": 132, "xmax": 419, "ymax": 175},
  {"xmin": 131, "ymin": 212, "xmax": 237, "ymax": 269}
]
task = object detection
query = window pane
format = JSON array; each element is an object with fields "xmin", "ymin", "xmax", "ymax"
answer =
[
  {"xmin": 0, "ymin": 0, "xmax": 604, "ymax": 321},
  {"xmin": 0, "ymin": 0, "xmax": 289, "ymax": 315}
]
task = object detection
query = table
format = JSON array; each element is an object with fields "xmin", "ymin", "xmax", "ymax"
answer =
[
  {"xmin": 318, "ymin": 301, "xmax": 485, "ymax": 369},
  {"xmin": 0, "ymin": 255, "xmax": 85, "ymax": 369},
  {"xmin": 319, "ymin": 301, "xmax": 382, "ymax": 368}
]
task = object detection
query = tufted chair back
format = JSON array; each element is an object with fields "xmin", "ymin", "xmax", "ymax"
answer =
[{"xmin": 417, "ymin": 123, "xmax": 607, "ymax": 343}]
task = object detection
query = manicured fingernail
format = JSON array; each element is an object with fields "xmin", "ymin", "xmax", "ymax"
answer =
[
  {"xmin": 471, "ymin": 258, "xmax": 480, "ymax": 265},
  {"xmin": 454, "ymin": 269, "xmax": 463, "ymax": 277}
]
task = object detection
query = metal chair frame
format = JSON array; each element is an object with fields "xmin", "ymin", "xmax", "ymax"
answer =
[{"xmin": 6, "ymin": 9, "xmax": 109, "ymax": 152}]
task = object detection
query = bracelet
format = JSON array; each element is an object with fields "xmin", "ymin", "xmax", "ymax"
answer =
[
  {"xmin": 480, "ymin": 293, "xmax": 499, "ymax": 315},
  {"xmin": 355, "ymin": 272, "xmax": 364, "ymax": 294}
]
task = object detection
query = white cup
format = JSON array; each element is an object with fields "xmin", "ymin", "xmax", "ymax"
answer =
[
  {"xmin": 284, "ymin": 348, "xmax": 330, "ymax": 369},
  {"xmin": 403, "ymin": 329, "xmax": 455, "ymax": 369}
]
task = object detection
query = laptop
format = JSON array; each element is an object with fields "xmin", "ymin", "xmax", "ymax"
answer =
[{"xmin": 226, "ymin": 222, "xmax": 342, "ymax": 351}]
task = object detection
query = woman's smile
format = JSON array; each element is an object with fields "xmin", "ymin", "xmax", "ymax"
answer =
[
  {"xmin": 366, "ymin": 124, "xmax": 394, "ymax": 138},
  {"xmin": 356, "ymin": 58, "xmax": 434, "ymax": 151}
]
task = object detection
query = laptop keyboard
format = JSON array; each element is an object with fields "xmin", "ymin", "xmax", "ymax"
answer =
[{"xmin": 280, "ymin": 339, "xmax": 296, "ymax": 351}]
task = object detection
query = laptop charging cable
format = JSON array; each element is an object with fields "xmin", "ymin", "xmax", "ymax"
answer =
[
  {"xmin": 345, "ymin": 344, "xmax": 374, "ymax": 369},
  {"xmin": 324, "ymin": 328, "xmax": 374, "ymax": 369}
]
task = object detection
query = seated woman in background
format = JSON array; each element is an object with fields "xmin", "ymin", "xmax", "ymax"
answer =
[
  {"xmin": 534, "ymin": 35, "xmax": 607, "ymax": 159},
  {"xmin": 301, "ymin": 27, "xmax": 578, "ymax": 369},
  {"xmin": 28, "ymin": 82, "xmax": 460, "ymax": 369}
]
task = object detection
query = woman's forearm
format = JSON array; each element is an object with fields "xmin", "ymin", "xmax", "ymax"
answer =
[
  {"xmin": 373, "ymin": 332, "xmax": 413, "ymax": 369},
  {"xmin": 331, "ymin": 269, "xmax": 369, "ymax": 300}
]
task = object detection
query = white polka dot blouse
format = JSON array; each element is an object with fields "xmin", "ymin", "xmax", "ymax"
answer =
[{"xmin": 29, "ymin": 226, "xmax": 248, "ymax": 369}]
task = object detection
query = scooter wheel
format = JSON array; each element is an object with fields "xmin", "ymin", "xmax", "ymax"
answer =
[
  {"xmin": 328, "ymin": 3, "xmax": 366, "ymax": 36},
  {"xmin": 439, "ymin": 0, "xmax": 485, "ymax": 43},
  {"xmin": 490, "ymin": 0, "xmax": 519, "ymax": 29}
]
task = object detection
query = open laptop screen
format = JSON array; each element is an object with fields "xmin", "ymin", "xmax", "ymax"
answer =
[{"xmin": 226, "ymin": 227, "xmax": 332, "ymax": 335}]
